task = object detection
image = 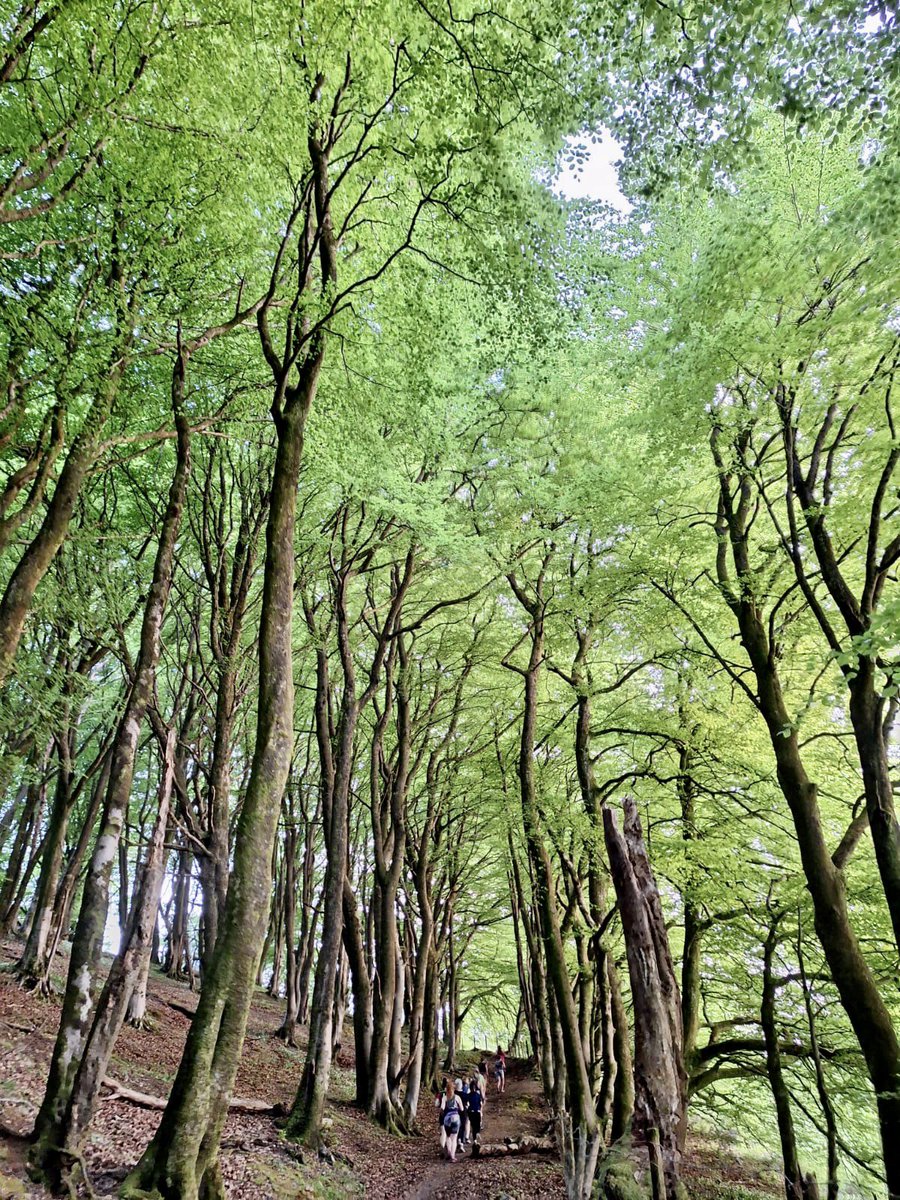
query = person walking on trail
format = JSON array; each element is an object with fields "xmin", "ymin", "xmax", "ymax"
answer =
[
  {"xmin": 456, "ymin": 1076, "xmax": 471, "ymax": 1146},
  {"xmin": 467, "ymin": 1073, "xmax": 484, "ymax": 1145},
  {"xmin": 478, "ymin": 1059, "xmax": 489, "ymax": 1107},
  {"xmin": 434, "ymin": 1077, "xmax": 448, "ymax": 1126},
  {"xmin": 493, "ymin": 1045, "xmax": 507, "ymax": 1094},
  {"xmin": 439, "ymin": 1080, "xmax": 463, "ymax": 1162}
]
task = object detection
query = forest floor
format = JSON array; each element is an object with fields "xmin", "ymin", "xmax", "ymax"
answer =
[{"xmin": 0, "ymin": 939, "xmax": 782, "ymax": 1200}]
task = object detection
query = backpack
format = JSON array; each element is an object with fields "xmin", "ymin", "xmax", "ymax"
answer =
[{"xmin": 442, "ymin": 1099, "xmax": 461, "ymax": 1131}]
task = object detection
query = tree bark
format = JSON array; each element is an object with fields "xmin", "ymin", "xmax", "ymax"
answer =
[
  {"xmin": 507, "ymin": 564, "xmax": 600, "ymax": 1200},
  {"xmin": 31, "ymin": 357, "xmax": 191, "ymax": 1185},
  {"xmin": 124, "ymin": 355, "xmax": 319, "ymax": 1198},
  {"xmin": 762, "ymin": 915, "xmax": 805, "ymax": 1200},
  {"xmin": 711, "ymin": 429, "xmax": 900, "ymax": 1196},
  {"xmin": 0, "ymin": 366, "xmax": 127, "ymax": 686},
  {"xmin": 60, "ymin": 727, "xmax": 176, "ymax": 1160},
  {"xmin": 603, "ymin": 799, "xmax": 685, "ymax": 1200}
]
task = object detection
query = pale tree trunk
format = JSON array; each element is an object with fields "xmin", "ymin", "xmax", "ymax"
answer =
[
  {"xmin": 60, "ymin": 728, "xmax": 176, "ymax": 1163},
  {"xmin": 29, "ymin": 361, "xmax": 191, "ymax": 1188},
  {"xmin": 46, "ymin": 752, "xmax": 112, "ymax": 961},
  {"xmin": 16, "ymin": 726, "xmax": 74, "ymax": 991}
]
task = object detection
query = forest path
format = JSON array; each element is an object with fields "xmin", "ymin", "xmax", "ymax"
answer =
[
  {"xmin": 0, "ymin": 942, "xmax": 565, "ymax": 1200},
  {"xmin": 0, "ymin": 948, "xmax": 779, "ymax": 1200},
  {"xmin": 400, "ymin": 1059, "xmax": 561, "ymax": 1200}
]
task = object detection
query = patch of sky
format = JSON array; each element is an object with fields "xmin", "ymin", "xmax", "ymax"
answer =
[{"xmin": 550, "ymin": 129, "xmax": 632, "ymax": 214}]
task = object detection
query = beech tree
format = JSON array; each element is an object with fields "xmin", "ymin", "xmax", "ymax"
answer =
[{"xmin": 1, "ymin": 5, "xmax": 899, "ymax": 1200}]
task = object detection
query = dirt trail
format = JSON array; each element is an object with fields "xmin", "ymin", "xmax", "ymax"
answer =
[
  {"xmin": 401, "ymin": 1060, "xmax": 563, "ymax": 1200},
  {"xmin": 0, "ymin": 941, "xmax": 564, "ymax": 1200}
]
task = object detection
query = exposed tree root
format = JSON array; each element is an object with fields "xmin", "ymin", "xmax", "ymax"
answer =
[
  {"xmin": 13, "ymin": 965, "xmax": 53, "ymax": 997},
  {"xmin": 273, "ymin": 1022, "xmax": 299, "ymax": 1047}
]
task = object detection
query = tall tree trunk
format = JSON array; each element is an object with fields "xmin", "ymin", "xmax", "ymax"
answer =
[
  {"xmin": 507, "ymin": 566, "xmax": 600, "ymax": 1200},
  {"xmin": 603, "ymin": 798, "xmax": 685, "ymax": 1200},
  {"xmin": 166, "ymin": 841, "xmax": 193, "ymax": 982},
  {"xmin": 275, "ymin": 823, "xmax": 299, "ymax": 1041},
  {"xmin": 404, "ymin": 860, "xmax": 435, "ymax": 1123},
  {"xmin": 797, "ymin": 920, "xmax": 839, "ymax": 1200},
  {"xmin": 125, "ymin": 308, "xmax": 324, "ymax": 1195},
  {"xmin": 288, "ymin": 644, "xmax": 355, "ymax": 1142},
  {"xmin": 343, "ymin": 880, "xmax": 373, "ymax": 1108},
  {"xmin": 46, "ymin": 752, "xmax": 112, "ymax": 960},
  {"xmin": 58, "ymin": 729, "xmax": 176, "ymax": 1167},
  {"xmin": 761, "ymin": 914, "xmax": 805, "ymax": 1200},
  {"xmin": 0, "ymin": 369, "xmax": 126, "ymax": 687},
  {"xmin": 609, "ymin": 956, "xmax": 634, "ymax": 1144},
  {"xmin": 847, "ymin": 671, "xmax": 900, "ymax": 956},
  {"xmin": 31, "ymin": 361, "xmax": 191, "ymax": 1185},
  {"xmin": 0, "ymin": 770, "xmax": 48, "ymax": 933},
  {"xmin": 711, "ymin": 433, "xmax": 900, "ymax": 1195},
  {"xmin": 15, "ymin": 734, "xmax": 74, "ymax": 990}
]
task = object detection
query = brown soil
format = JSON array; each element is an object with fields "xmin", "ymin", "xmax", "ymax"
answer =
[
  {"xmin": 0, "ymin": 938, "xmax": 780, "ymax": 1200},
  {"xmin": 0, "ymin": 939, "xmax": 563, "ymax": 1199}
]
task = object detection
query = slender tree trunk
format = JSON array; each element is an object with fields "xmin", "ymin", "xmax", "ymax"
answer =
[
  {"xmin": 403, "ymin": 887, "xmax": 434, "ymax": 1124},
  {"xmin": 15, "ymin": 746, "xmax": 73, "ymax": 990},
  {"xmin": 797, "ymin": 921, "xmax": 839, "ymax": 1200},
  {"xmin": 609, "ymin": 956, "xmax": 634, "ymax": 1144},
  {"xmin": 507, "ymin": 567, "xmax": 600, "ymax": 1200},
  {"xmin": 0, "ymin": 374, "xmax": 125, "ymax": 687},
  {"xmin": 47, "ymin": 754, "xmax": 112, "ymax": 958},
  {"xmin": 166, "ymin": 841, "xmax": 193, "ymax": 982},
  {"xmin": 202, "ymin": 669, "xmax": 237, "ymax": 967},
  {"xmin": 762, "ymin": 915, "xmax": 805, "ymax": 1200},
  {"xmin": 30, "ymin": 372, "xmax": 190, "ymax": 1184},
  {"xmin": 342, "ymin": 880, "xmax": 373, "ymax": 1107},
  {"xmin": 0, "ymin": 780, "xmax": 35, "ymax": 928},
  {"xmin": 59, "ymin": 730, "xmax": 176, "ymax": 1164},
  {"xmin": 0, "ymin": 775, "xmax": 47, "ymax": 933},
  {"xmin": 288, "ymin": 673, "xmax": 354, "ymax": 1141},
  {"xmin": 387, "ymin": 924, "xmax": 405, "ymax": 1109}
]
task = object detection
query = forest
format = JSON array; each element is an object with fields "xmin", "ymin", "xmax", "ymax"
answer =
[{"xmin": 0, "ymin": 2, "xmax": 898, "ymax": 1199}]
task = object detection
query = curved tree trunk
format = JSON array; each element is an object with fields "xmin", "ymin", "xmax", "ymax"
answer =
[
  {"xmin": 0, "ymin": 370, "xmax": 126, "ymax": 687},
  {"xmin": 712, "ymin": 432, "xmax": 900, "ymax": 1195}
]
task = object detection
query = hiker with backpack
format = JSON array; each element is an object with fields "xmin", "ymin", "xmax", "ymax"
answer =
[{"xmin": 439, "ymin": 1079, "xmax": 463, "ymax": 1162}]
